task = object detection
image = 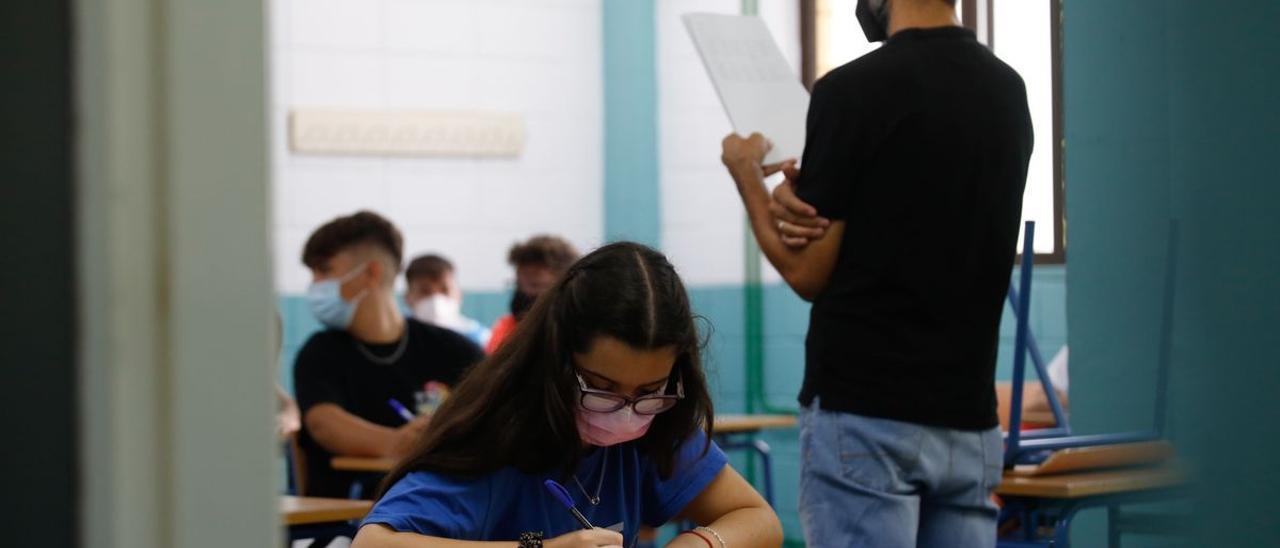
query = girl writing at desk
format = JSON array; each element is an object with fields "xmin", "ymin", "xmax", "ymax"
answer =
[{"xmin": 352, "ymin": 242, "xmax": 782, "ymax": 548}]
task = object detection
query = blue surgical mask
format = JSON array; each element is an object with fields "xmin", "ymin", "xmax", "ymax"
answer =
[{"xmin": 307, "ymin": 263, "xmax": 369, "ymax": 329}]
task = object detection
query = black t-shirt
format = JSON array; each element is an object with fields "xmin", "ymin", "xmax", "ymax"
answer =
[
  {"xmin": 294, "ymin": 318, "xmax": 484, "ymax": 497},
  {"xmin": 794, "ymin": 27, "xmax": 1033, "ymax": 430}
]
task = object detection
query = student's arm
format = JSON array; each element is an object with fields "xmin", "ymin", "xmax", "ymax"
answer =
[
  {"xmin": 352, "ymin": 523, "xmax": 624, "ymax": 548},
  {"xmin": 275, "ymin": 383, "xmax": 300, "ymax": 440},
  {"xmin": 304, "ymin": 403, "xmax": 428, "ymax": 458},
  {"xmin": 722, "ymin": 134, "xmax": 845, "ymax": 301},
  {"xmin": 294, "ymin": 333, "xmax": 428, "ymax": 457},
  {"xmin": 669, "ymin": 466, "xmax": 783, "ymax": 548}
]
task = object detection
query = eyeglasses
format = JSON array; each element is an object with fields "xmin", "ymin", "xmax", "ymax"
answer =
[{"xmin": 575, "ymin": 371, "xmax": 684, "ymax": 415}]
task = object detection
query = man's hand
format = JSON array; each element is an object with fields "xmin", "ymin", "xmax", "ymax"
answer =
[
  {"xmin": 721, "ymin": 132, "xmax": 771, "ymax": 174},
  {"xmin": 721, "ymin": 133, "xmax": 793, "ymax": 180},
  {"xmin": 769, "ymin": 162, "xmax": 829, "ymax": 248}
]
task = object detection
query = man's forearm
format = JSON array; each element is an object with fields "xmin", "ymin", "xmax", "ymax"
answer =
[
  {"xmin": 727, "ymin": 162, "xmax": 841, "ymax": 300},
  {"xmin": 728, "ymin": 162, "xmax": 805, "ymax": 278}
]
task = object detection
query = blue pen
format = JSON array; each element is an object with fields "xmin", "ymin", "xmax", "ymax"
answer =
[
  {"xmin": 543, "ymin": 479, "xmax": 595, "ymax": 530},
  {"xmin": 387, "ymin": 398, "xmax": 415, "ymax": 423}
]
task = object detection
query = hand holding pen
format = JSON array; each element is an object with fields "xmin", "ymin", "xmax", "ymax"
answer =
[
  {"xmin": 543, "ymin": 480, "xmax": 624, "ymax": 548},
  {"xmin": 387, "ymin": 399, "xmax": 431, "ymax": 457}
]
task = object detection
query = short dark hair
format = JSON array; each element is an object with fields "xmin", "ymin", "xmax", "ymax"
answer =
[
  {"xmin": 301, "ymin": 210, "xmax": 403, "ymax": 271},
  {"xmin": 507, "ymin": 235, "xmax": 579, "ymax": 273},
  {"xmin": 405, "ymin": 254, "xmax": 455, "ymax": 285}
]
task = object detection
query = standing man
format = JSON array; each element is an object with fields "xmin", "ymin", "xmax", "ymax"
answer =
[
  {"xmin": 720, "ymin": 0, "xmax": 1033, "ymax": 545},
  {"xmin": 294, "ymin": 211, "xmax": 484, "ymax": 498}
]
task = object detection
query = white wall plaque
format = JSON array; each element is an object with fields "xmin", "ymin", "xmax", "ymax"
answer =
[{"xmin": 288, "ymin": 108, "xmax": 525, "ymax": 157}]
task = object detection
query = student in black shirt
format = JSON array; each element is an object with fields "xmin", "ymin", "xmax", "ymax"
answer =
[
  {"xmin": 720, "ymin": 0, "xmax": 1032, "ymax": 545},
  {"xmin": 294, "ymin": 211, "xmax": 484, "ymax": 498}
]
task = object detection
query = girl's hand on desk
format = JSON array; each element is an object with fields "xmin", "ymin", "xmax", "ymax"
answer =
[{"xmin": 543, "ymin": 528, "xmax": 623, "ymax": 548}]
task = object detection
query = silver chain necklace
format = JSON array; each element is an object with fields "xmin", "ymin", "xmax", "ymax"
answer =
[
  {"xmin": 354, "ymin": 326, "xmax": 409, "ymax": 365},
  {"xmin": 572, "ymin": 446, "xmax": 608, "ymax": 506}
]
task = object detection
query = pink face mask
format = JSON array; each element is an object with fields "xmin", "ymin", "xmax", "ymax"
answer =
[{"xmin": 576, "ymin": 406, "xmax": 655, "ymax": 447}]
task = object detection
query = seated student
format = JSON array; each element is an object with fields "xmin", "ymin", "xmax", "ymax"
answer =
[
  {"xmin": 404, "ymin": 254, "xmax": 491, "ymax": 349},
  {"xmin": 295, "ymin": 211, "xmax": 485, "ymax": 498},
  {"xmin": 486, "ymin": 234, "xmax": 579, "ymax": 353},
  {"xmin": 353, "ymin": 242, "xmax": 783, "ymax": 548}
]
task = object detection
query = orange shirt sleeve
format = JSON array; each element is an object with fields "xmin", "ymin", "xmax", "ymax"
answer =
[{"xmin": 485, "ymin": 314, "xmax": 518, "ymax": 354}]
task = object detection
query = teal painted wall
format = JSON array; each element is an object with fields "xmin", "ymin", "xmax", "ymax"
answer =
[
  {"xmin": 602, "ymin": 0, "xmax": 660, "ymax": 247},
  {"xmin": 1065, "ymin": 0, "xmax": 1280, "ymax": 544}
]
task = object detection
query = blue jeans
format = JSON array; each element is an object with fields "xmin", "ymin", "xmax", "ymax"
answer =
[{"xmin": 799, "ymin": 399, "xmax": 1003, "ymax": 548}]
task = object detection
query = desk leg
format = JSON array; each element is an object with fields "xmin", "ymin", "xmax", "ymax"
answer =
[
  {"xmin": 753, "ymin": 438, "xmax": 774, "ymax": 505},
  {"xmin": 1107, "ymin": 505, "xmax": 1121, "ymax": 548},
  {"xmin": 715, "ymin": 434, "xmax": 775, "ymax": 507},
  {"xmin": 1052, "ymin": 501, "xmax": 1084, "ymax": 548}
]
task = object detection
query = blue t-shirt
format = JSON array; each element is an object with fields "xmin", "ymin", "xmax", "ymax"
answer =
[{"xmin": 362, "ymin": 432, "xmax": 727, "ymax": 547}]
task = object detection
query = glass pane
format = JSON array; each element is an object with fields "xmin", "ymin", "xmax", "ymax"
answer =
[
  {"xmin": 993, "ymin": 0, "xmax": 1056, "ymax": 255},
  {"xmin": 814, "ymin": 0, "xmax": 880, "ymax": 79}
]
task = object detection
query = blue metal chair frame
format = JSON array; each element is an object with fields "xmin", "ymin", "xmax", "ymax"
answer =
[
  {"xmin": 715, "ymin": 433, "xmax": 775, "ymax": 506},
  {"xmin": 997, "ymin": 221, "xmax": 1183, "ymax": 548}
]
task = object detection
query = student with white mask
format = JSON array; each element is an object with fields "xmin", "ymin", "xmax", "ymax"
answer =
[
  {"xmin": 404, "ymin": 254, "xmax": 491, "ymax": 349},
  {"xmin": 294, "ymin": 211, "xmax": 484, "ymax": 498}
]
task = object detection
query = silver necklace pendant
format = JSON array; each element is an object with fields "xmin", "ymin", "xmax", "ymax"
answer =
[{"xmin": 572, "ymin": 446, "xmax": 608, "ymax": 506}]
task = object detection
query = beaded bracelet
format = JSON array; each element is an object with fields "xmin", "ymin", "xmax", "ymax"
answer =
[
  {"xmin": 695, "ymin": 526, "xmax": 727, "ymax": 548},
  {"xmin": 518, "ymin": 531, "xmax": 543, "ymax": 548},
  {"xmin": 681, "ymin": 529, "xmax": 715, "ymax": 548}
]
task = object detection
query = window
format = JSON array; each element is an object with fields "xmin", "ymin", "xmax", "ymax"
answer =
[{"xmin": 800, "ymin": 0, "xmax": 1065, "ymax": 262}]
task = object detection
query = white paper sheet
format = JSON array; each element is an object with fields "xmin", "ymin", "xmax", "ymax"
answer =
[{"xmin": 683, "ymin": 13, "xmax": 810, "ymax": 164}]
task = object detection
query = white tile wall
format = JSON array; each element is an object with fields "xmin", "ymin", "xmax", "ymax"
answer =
[
  {"xmin": 270, "ymin": 0, "xmax": 603, "ymax": 293},
  {"xmin": 657, "ymin": 0, "xmax": 801, "ymax": 286}
]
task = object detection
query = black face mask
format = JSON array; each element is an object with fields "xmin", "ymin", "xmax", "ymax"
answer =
[
  {"xmin": 856, "ymin": 0, "xmax": 890, "ymax": 42},
  {"xmin": 509, "ymin": 289, "xmax": 537, "ymax": 321}
]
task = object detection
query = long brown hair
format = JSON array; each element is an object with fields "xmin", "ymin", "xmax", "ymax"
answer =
[{"xmin": 380, "ymin": 242, "xmax": 714, "ymax": 494}]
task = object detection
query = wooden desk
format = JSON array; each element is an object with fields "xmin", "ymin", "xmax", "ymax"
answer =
[
  {"xmin": 1020, "ymin": 410, "xmax": 1058, "ymax": 427},
  {"xmin": 331, "ymin": 455, "xmax": 399, "ymax": 473},
  {"xmin": 997, "ymin": 465, "xmax": 1185, "ymax": 499},
  {"xmin": 280, "ymin": 495, "xmax": 372, "ymax": 526},
  {"xmin": 331, "ymin": 414, "xmax": 799, "ymax": 473},
  {"xmin": 996, "ymin": 464, "xmax": 1187, "ymax": 547},
  {"xmin": 712, "ymin": 414, "xmax": 797, "ymax": 434}
]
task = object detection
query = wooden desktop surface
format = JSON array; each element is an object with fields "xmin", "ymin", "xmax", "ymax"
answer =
[
  {"xmin": 996, "ymin": 465, "xmax": 1185, "ymax": 499},
  {"xmin": 280, "ymin": 495, "xmax": 373, "ymax": 526},
  {"xmin": 711, "ymin": 413, "xmax": 797, "ymax": 434},
  {"xmin": 331, "ymin": 414, "xmax": 798, "ymax": 473}
]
